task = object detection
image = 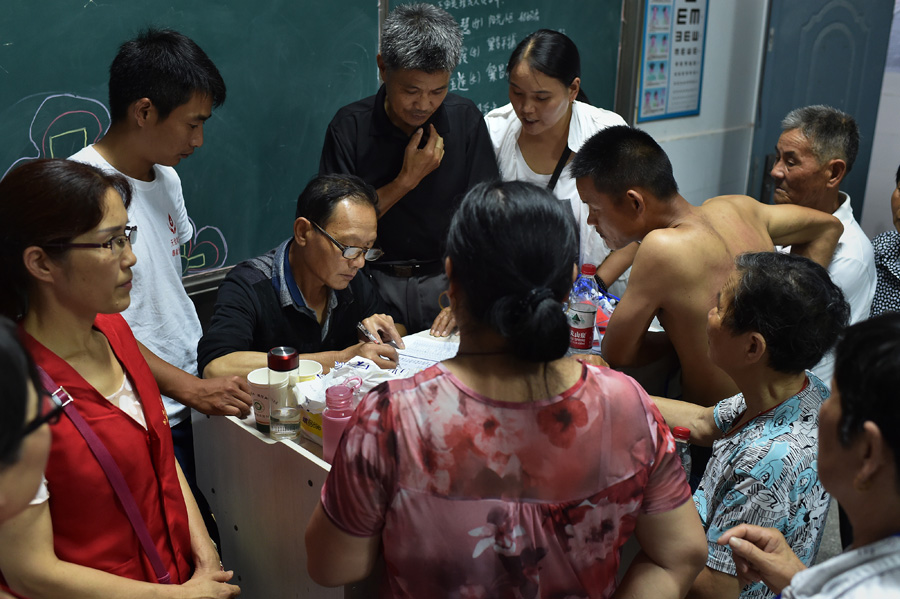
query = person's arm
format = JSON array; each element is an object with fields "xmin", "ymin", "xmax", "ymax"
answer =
[
  {"xmin": 203, "ymin": 342, "xmax": 400, "ymax": 379},
  {"xmin": 305, "ymin": 502, "xmax": 381, "ymax": 586},
  {"xmin": 754, "ymin": 200, "xmax": 843, "ymax": 268},
  {"xmin": 601, "ymin": 235, "xmax": 674, "ymax": 367},
  {"xmin": 375, "ymin": 124, "xmax": 444, "ymax": 215},
  {"xmin": 650, "ymin": 396, "xmax": 720, "ymax": 446},
  {"xmin": 717, "ymin": 524, "xmax": 805, "ymax": 594},
  {"xmin": 683, "ymin": 566, "xmax": 742, "ymax": 599},
  {"xmin": 614, "ymin": 501, "xmax": 708, "ymax": 599},
  {"xmin": 597, "ymin": 242, "xmax": 639, "ymax": 291},
  {"xmin": 306, "ymin": 390, "xmax": 394, "ymax": 586},
  {"xmin": 175, "ymin": 460, "xmax": 221, "ymax": 576},
  {"xmin": 0, "ymin": 501, "xmax": 239, "ymax": 599},
  {"xmin": 137, "ymin": 342, "xmax": 252, "ymax": 418}
]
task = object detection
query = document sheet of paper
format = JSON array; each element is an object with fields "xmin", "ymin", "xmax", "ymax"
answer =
[{"xmin": 398, "ymin": 335, "xmax": 459, "ymax": 372}]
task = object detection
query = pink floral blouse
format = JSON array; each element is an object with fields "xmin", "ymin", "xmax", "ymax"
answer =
[{"xmin": 321, "ymin": 363, "xmax": 690, "ymax": 598}]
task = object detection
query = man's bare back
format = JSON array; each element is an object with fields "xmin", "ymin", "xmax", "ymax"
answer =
[{"xmin": 602, "ymin": 195, "xmax": 842, "ymax": 406}]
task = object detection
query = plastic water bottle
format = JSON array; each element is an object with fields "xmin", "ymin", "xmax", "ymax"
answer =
[
  {"xmin": 268, "ymin": 347, "xmax": 301, "ymax": 441},
  {"xmin": 323, "ymin": 385, "xmax": 354, "ymax": 463},
  {"xmin": 567, "ymin": 264, "xmax": 601, "ymax": 354},
  {"xmin": 673, "ymin": 426, "xmax": 692, "ymax": 482}
]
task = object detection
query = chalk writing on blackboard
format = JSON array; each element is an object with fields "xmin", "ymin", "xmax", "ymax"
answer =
[
  {"xmin": 433, "ymin": 2, "xmax": 546, "ymax": 114},
  {"xmin": 2, "ymin": 93, "xmax": 110, "ymax": 179},
  {"xmin": 181, "ymin": 217, "xmax": 229, "ymax": 275}
]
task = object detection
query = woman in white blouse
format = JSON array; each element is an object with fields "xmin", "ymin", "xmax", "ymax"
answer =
[{"xmin": 485, "ymin": 29, "xmax": 637, "ymax": 297}]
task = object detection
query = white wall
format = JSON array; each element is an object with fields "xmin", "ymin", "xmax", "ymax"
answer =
[
  {"xmin": 861, "ymin": 3, "xmax": 900, "ymax": 237},
  {"xmin": 640, "ymin": 1, "xmax": 768, "ymax": 206}
]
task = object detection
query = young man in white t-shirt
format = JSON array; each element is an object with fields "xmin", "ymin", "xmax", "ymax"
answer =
[{"xmin": 69, "ymin": 28, "xmax": 251, "ymax": 544}]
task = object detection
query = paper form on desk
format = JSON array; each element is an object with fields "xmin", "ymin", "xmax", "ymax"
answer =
[{"xmin": 398, "ymin": 335, "xmax": 459, "ymax": 372}]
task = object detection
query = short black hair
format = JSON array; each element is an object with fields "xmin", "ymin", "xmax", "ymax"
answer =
[
  {"xmin": 725, "ymin": 252, "xmax": 849, "ymax": 373},
  {"xmin": 109, "ymin": 28, "xmax": 226, "ymax": 122},
  {"xmin": 570, "ymin": 126, "xmax": 678, "ymax": 200},
  {"xmin": 834, "ymin": 313, "xmax": 900, "ymax": 484},
  {"xmin": 0, "ymin": 317, "xmax": 42, "ymax": 467},
  {"xmin": 295, "ymin": 174, "xmax": 378, "ymax": 226},
  {"xmin": 445, "ymin": 180, "xmax": 579, "ymax": 362}
]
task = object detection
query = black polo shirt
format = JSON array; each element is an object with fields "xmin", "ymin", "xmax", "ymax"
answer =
[
  {"xmin": 197, "ymin": 240, "xmax": 392, "ymax": 373},
  {"xmin": 319, "ymin": 85, "xmax": 499, "ymax": 263}
]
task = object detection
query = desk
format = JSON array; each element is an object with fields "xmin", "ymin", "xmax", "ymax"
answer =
[{"xmin": 194, "ymin": 413, "xmax": 382, "ymax": 598}]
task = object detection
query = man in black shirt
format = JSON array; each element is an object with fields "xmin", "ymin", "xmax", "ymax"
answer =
[
  {"xmin": 319, "ymin": 3, "xmax": 499, "ymax": 332},
  {"xmin": 198, "ymin": 174, "xmax": 404, "ymax": 379}
]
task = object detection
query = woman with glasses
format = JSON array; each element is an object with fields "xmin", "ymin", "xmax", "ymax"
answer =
[
  {"xmin": 306, "ymin": 181, "xmax": 707, "ymax": 597},
  {"xmin": 198, "ymin": 173, "xmax": 404, "ymax": 379},
  {"xmin": 0, "ymin": 159, "xmax": 239, "ymax": 598}
]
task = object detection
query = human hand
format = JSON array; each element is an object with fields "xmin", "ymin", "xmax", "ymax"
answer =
[
  {"xmin": 361, "ymin": 313, "xmax": 405, "ymax": 349},
  {"xmin": 188, "ymin": 376, "xmax": 253, "ymax": 417},
  {"xmin": 398, "ymin": 124, "xmax": 444, "ymax": 189},
  {"xmin": 181, "ymin": 568, "xmax": 241, "ymax": 598},
  {"xmin": 348, "ymin": 342, "xmax": 399, "ymax": 370},
  {"xmin": 717, "ymin": 524, "xmax": 805, "ymax": 593},
  {"xmin": 429, "ymin": 307, "xmax": 456, "ymax": 337}
]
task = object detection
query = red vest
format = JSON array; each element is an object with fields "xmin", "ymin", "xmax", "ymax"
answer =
[{"xmin": 20, "ymin": 314, "xmax": 192, "ymax": 583}]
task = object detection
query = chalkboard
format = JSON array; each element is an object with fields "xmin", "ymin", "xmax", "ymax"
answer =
[
  {"xmin": 0, "ymin": 0, "xmax": 379, "ymax": 274},
  {"xmin": 398, "ymin": 0, "xmax": 624, "ymax": 114},
  {"xmin": 0, "ymin": 0, "xmax": 623, "ymax": 272}
]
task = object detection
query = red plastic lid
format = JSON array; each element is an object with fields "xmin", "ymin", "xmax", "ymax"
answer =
[
  {"xmin": 267, "ymin": 346, "xmax": 299, "ymax": 371},
  {"xmin": 672, "ymin": 426, "xmax": 691, "ymax": 441},
  {"xmin": 581, "ymin": 263, "xmax": 597, "ymax": 276}
]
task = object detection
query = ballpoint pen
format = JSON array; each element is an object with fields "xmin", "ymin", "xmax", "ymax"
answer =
[{"xmin": 357, "ymin": 322, "xmax": 400, "ymax": 349}]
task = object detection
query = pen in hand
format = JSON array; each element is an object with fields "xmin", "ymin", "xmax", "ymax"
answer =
[{"xmin": 357, "ymin": 322, "xmax": 400, "ymax": 349}]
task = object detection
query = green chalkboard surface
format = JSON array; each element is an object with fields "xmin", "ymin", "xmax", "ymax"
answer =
[
  {"xmin": 0, "ymin": 0, "xmax": 379, "ymax": 274},
  {"xmin": 0, "ymin": 0, "xmax": 622, "ymax": 272},
  {"xmin": 403, "ymin": 1, "xmax": 624, "ymax": 114}
]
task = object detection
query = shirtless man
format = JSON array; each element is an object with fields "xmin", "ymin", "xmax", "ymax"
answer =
[{"xmin": 571, "ymin": 126, "xmax": 843, "ymax": 406}]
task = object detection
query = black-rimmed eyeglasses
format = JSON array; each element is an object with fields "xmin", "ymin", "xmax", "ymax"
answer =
[
  {"xmin": 311, "ymin": 221, "xmax": 383, "ymax": 261},
  {"xmin": 43, "ymin": 225, "xmax": 138, "ymax": 256},
  {"xmin": 22, "ymin": 387, "xmax": 68, "ymax": 437}
]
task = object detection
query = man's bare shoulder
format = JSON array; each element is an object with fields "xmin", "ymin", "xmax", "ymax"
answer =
[
  {"xmin": 633, "ymin": 226, "xmax": 714, "ymax": 284},
  {"xmin": 640, "ymin": 211, "xmax": 724, "ymax": 259},
  {"xmin": 701, "ymin": 194, "xmax": 761, "ymax": 212}
]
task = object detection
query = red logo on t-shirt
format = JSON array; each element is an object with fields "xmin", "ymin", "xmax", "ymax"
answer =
[{"xmin": 168, "ymin": 214, "xmax": 176, "ymax": 234}]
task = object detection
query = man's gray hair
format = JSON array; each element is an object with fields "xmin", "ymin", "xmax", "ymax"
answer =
[
  {"xmin": 781, "ymin": 105, "xmax": 860, "ymax": 173},
  {"xmin": 381, "ymin": 3, "xmax": 462, "ymax": 73}
]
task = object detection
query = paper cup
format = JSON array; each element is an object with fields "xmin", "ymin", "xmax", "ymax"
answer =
[
  {"xmin": 296, "ymin": 359, "xmax": 323, "ymax": 382},
  {"xmin": 247, "ymin": 367, "xmax": 288, "ymax": 433}
]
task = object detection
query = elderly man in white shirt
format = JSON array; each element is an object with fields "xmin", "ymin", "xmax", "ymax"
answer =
[{"xmin": 770, "ymin": 105, "xmax": 875, "ymax": 389}]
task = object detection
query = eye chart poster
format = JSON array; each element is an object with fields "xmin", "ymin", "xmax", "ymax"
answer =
[{"xmin": 637, "ymin": 0, "xmax": 708, "ymax": 122}]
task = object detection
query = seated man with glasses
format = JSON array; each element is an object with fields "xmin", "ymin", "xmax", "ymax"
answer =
[{"xmin": 198, "ymin": 174, "xmax": 405, "ymax": 379}]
